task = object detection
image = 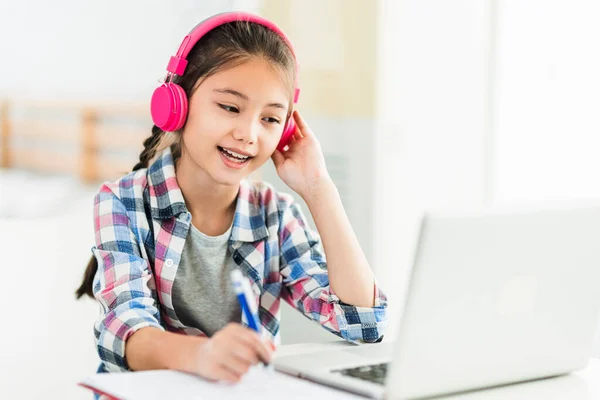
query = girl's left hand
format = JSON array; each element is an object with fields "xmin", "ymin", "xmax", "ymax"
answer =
[{"xmin": 271, "ymin": 110, "xmax": 331, "ymax": 199}]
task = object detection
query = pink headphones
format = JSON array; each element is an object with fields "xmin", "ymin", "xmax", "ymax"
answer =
[{"xmin": 150, "ymin": 11, "xmax": 300, "ymax": 152}]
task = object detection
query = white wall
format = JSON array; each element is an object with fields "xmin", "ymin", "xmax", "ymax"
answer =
[
  {"xmin": 375, "ymin": 0, "xmax": 600, "ymax": 356},
  {"xmin": 0, "ymin": 0, "xmax": 259, "ymax": 101},
  {"xmin": 493, "ymin": 0, "xmax": 600, "ymax": 356},
  {"xmin": 373, "ymin": 0, "xmax": 489, "ymax": 336},
  {"xmin": 494, "ymin": 0, "xmax": 600, "ymax": 203}
]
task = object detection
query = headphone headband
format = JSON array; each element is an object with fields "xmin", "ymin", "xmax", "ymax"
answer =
[{"xmin": 165, "ymin": 11, "xmax": 299, "ymax": 102}]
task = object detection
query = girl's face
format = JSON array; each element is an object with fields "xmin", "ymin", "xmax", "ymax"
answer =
[{"xmin": 180, "ymin": 57, "xmax": 290, "ymax": 187}]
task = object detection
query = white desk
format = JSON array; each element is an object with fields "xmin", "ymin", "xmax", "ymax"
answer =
[
  {"xmin": 440, "ymin": 362, "xmax": 600, "ymax": 400},
  {"xmin": 276, "ymin": 342, "xmax": 600, "ymax": 400},
  {"xmin": 90, "ymin": 342, "xmax": 599, "ymax": 400}
]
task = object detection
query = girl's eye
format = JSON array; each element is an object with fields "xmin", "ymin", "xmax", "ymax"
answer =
[
  {"xmin": 218, "ymin": 104, "xmax": 239, "ymax": 113},
  {"xmin": 263, "ymin": 117, "xmax": 281, "ymax": 124}
]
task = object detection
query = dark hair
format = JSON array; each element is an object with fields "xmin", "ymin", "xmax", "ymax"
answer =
[{"xmin": 75, "ymin": 20, "xmax": 296, "ymax": 299}]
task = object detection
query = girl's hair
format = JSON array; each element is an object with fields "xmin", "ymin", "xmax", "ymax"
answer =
[{"xmin": 75, "ymin": 20, "xmax": 296, "ymax": 299}]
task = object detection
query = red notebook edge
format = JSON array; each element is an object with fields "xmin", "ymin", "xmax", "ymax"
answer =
[{"xmin": 77, "ymin": 382, "xmax": 122, "ymax": 400}]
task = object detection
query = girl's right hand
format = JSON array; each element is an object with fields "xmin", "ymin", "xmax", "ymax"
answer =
[{"xmin": 191, "ymin": 323, "xmax": 274, "ymax": 383}]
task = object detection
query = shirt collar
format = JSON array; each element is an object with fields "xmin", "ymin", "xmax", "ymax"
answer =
[
  {"xmin": 147, "ymin": 147, "xmax": 187, "ymax": 219},
  {"xmin": 147, "ymin": 147, "xmax": 268, "ymax": 242}
]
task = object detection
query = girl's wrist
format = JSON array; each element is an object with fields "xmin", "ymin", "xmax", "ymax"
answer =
[
  {"xmin": 127, "ymin": 328, "xmax": 209, "ymax": 373},
  {"xmin": 302, "ymin": 177, "xmax": 338, "ymax": 208},
  {"xmin": 163, "ymin": 334, "xmax": 210, "ymax": 373}
]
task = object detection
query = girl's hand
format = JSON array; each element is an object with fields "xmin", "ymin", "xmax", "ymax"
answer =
[
  {"xmin": 191, "ymin": 323, "xmax": 273, "ymax": 383},
  {"xmin": 271, "ymin": 110, "xmax": 331, "ymax": 200}
]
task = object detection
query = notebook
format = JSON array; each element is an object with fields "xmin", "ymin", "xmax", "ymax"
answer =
[{"xmin": 79, "ymin": 365, "xmax": 364, "ymax": 400}]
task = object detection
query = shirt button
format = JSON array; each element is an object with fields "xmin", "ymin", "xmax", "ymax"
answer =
[{"xmin": 165, "ymin": 259, "xmax": 174, "ymax": 267}]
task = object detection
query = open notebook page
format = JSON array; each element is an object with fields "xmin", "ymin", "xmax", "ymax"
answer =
[{"xmin": 79, "ymin": 366, "xmax": 365, "ymax": 400}]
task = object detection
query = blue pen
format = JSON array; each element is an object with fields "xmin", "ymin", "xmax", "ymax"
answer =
[
  {"xmin": 231, "ymin": 269, "xmax": 261, "ymax": 331},
  {"xmin": 231, "ymin": 269, "xmax": 270, "ymax": 366}
]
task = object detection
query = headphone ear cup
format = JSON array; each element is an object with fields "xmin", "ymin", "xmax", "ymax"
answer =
[
  {"xmin": 276, "ymin": 118, "xmax": 297, "ymax": 152},
  {"xmin": 150, "ymin": 83, "xmax": 188, "ymax": 132},
  {"xmin": 169, "ymin": 84, "xmax": 188, "ymax": 131}
]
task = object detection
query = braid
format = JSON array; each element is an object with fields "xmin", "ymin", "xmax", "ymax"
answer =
[
  {"xmin": 75, "ymin": 125, "xmax": 166, "ymax": 300},
  {"xmin": 133, "ymin": 125, "xmax": 164, "ymax": 171}
]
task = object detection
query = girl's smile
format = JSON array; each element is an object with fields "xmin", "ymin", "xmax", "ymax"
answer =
[{"xmin": 217, "ymin": 145, "xmax": 253, "ymax": 169}]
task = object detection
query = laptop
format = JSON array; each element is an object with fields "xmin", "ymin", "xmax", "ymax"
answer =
[{"xmin": 274, "ymin": 204, "xmax": 600, "ymax": 399}]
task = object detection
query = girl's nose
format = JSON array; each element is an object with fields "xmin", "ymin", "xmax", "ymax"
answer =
[{"xmin": 232, "ymin": 118, "xmax": 259, "ymax": 144}]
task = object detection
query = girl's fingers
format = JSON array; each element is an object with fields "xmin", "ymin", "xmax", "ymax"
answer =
[
  {"xmin": 292, "ymin": 110, "xmax": 313, "ymax": 138},
  {"xmin": 252, "ymin": 340, "xmax": 273, "ymax": 365},
  {"xmin": 231, "ymin": 342, "xmax": 260, "ymax": 366},
  {"xmin": 271, "ymin": 149, "xmax": 285, "ymax": 167},
  {"xmin": 221, "ymin": 351, "xmax": 253, "ymax": 375},
  {"xmin": 292, "ymin": 110, "xmax": 307, "ymax": 130},
  {"xmin": 214, "ymin": 364, "xmax": 242, "ymax": 383},
  {"xmin": 225, "ymin": 324, "xmax": 272, "ymax": 365},
  {"xmin": 236, "ymin": 330, "xmax": 272, "ymax": 365},
  {"xmin": 293, "ymin": 121, "xmax": 304, "ymax": 139}
]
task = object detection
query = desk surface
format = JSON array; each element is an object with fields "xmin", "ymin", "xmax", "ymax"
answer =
[{"xmin": 276, "ymin": 342, "xmax": 600, "ymax": 400}]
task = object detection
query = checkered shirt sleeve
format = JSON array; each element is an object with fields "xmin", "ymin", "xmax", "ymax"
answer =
[
  {"xmin": 278, "ymin": 195, "xmax": 388, "ymax": 343},
  {"xmin": 91, "ymin": 184, "xmax": 164, "ymax": 372}
]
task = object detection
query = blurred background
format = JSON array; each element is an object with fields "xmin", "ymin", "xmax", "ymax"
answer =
[{"xmin": 1, "ymin": 0, "xmax": 599, "ymax": 398}]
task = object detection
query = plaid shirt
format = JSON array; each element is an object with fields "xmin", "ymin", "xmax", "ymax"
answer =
[{"xmin": 92, "ymin": 147, "xmax": 388, "ymax": 372}]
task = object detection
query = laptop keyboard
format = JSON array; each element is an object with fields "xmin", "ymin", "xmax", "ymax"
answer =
[{"xmin": 332, "ymin": 363, "xmax": 389, "ymax": 385}]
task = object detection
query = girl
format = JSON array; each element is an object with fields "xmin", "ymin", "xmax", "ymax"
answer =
[{"xmin": 76, "ymin": 12, "xmax": 387, "ymax": 383}]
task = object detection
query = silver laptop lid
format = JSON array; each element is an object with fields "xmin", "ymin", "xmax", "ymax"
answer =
[{"xmin": 388, "ymin": 204, "xmax": 600, "ymax": 399}]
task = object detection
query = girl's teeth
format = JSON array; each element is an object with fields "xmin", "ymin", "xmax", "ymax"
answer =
[
  {"xmin": 220, "ymin": 147, "xmax": 248, "ymax": 163},
  {"xmin": 224, "ymin": 148, "xmax": 248, "ymax": 159}
]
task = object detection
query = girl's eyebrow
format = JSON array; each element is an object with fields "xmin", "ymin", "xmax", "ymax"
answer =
[
  {"xmin": 214, "ymin": 88, "xmax": 249, "ymax": 100},
  {"xmin": 214, "ymin": 88, "xmax": 287, "ymax": 110}
]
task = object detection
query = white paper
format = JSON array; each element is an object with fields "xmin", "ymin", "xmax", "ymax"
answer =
[{"xmin": 79, "ymin": 366, "xmax": 364, "ymax": 400}]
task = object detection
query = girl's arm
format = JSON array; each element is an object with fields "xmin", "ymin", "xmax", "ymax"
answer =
[
  {"xmin": 273, "ymin": 111, "xmax": 387, "ymax": 342},
  {"xmin": 302, "ymin": 178, "xmax": 375, "ymax": 307},
  {"xmin": 126, "ymin": 328, "xmax": 207, "ymax": 371},
  {"xmin": 126, "ymin": 325, "xmax": 271, "ymax": 382},
  {"xmin": 272, "ymin": 110, "xmax": 380, "ymax": 308},
  {"xmin": 276, "ymin": 190, "xmax": 387, "ymax": 343}
]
